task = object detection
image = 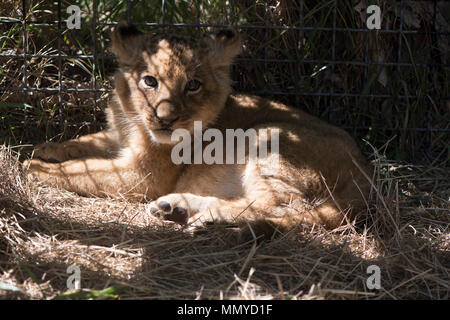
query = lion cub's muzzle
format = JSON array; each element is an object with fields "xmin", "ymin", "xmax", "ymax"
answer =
[{"xmin": 153, "ymin": 100, "xmax": 180, "ymax": 127}]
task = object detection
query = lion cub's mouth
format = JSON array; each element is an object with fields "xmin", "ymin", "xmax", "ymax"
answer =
[{"xmin": 156, "ymin": 128, "xmax": 173, "ymax": 133}]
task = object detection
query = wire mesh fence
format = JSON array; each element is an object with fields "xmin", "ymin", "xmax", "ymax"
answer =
[{"xmin": 0, "ymin": 0, "xmax": 449, "ymax": 163}]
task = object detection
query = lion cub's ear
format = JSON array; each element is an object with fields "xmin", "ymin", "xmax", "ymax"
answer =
[
  {"xmin": 202, "ymin": 29, "xmax": 241, "ymax": 67},
  {"xmin": 111, "ymin": 22, "xmax": 143, "ymax": 67}
]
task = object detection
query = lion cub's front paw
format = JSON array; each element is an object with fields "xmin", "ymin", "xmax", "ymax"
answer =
[
  {"xmin": 34, "ymin": 142, "xmax": 83, "ymax": 163},
  {"xmin": 22, "ymin": 158, "xmax": 53, "ymax": 182},
  {"xmin": 149, "ymin": 194, "xmax": 191, "ymax": 224}
]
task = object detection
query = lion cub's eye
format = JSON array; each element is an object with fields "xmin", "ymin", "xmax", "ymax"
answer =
[
  {"xmin": 185, "ymin": 80, "xmax": 202, "ymax": 93},
  {"xmin": 142, "ymin": 76, "xmax": 158, "ymax": 89}
]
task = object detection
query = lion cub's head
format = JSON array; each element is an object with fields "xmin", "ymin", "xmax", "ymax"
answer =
[{"xmin": 111, "ymin": 24, "xmax": 241, "ymax": 144}]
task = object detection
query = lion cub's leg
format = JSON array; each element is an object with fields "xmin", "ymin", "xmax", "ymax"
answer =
[
  {"xmin": 188, "ymin": 196, "xmax": 348, "ymax": 231},
  {"xmin": 155, "ymin": 185, "xmax": 348, "ymax": 235},
  {"xmin": 148, "ymin": 158, "xmax": 304, "ymax": 230},
  {"xmin": 149, "ymin": 190, "xmax": 339, "ymax": 234},
  {"xmin": 150, "ymin": 150, "xmax": 356, "ymax": 236},
  {"xmin": 34, "ymin": 130, "xmax": 118, "ymax": 163},
  {"xmin": 24, "ymin": 154, "xmax": 151, "ymax": 198}
]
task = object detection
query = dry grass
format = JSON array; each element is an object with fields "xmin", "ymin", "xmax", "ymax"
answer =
[{"xmin": 0, "ymin": 146, "xmax": 448, "ymax": 300}]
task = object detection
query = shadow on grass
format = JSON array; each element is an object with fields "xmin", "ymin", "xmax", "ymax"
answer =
[{"xmin": 0, "ymin": 149, "xmax": 448, "ymax": 299}]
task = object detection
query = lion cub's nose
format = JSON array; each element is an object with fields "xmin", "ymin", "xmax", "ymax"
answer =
[{"xmin": 156, "ymin": 102, "xmax": 178, "ymax": 126}]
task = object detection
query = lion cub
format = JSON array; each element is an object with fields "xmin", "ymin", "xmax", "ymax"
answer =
[{"xmin": 25, "ymin": 24, "xmax": 372, "ymax": 234}]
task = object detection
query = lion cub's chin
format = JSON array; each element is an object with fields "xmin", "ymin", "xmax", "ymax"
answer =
[{"xmin": 148, "ymin": 129, "xmax": 178, "ymax": 145}]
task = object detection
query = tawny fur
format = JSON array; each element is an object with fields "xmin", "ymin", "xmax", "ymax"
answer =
[{"xmin": 24, "ymin": 24, "xmax": 372, "ymax": 236}]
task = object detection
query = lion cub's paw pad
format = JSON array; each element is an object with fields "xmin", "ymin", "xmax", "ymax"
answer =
[{"xmin": 149, "ymin": 201, "xmax": 189, "ymax": 224}]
